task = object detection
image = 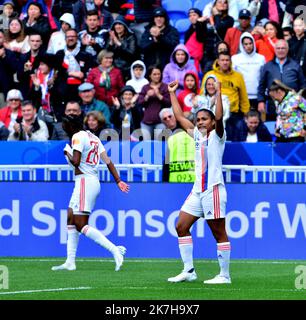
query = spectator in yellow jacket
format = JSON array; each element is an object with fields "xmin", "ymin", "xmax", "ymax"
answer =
[{"xmin": 200, "ymin": 51, "xmax": 250, "ymax": 140}]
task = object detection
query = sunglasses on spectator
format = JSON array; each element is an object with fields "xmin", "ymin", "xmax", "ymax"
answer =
[
  {"xmin": 163, "ymin": 115, "xmax": 173, "ymax": 121},
  {"xmin": 9, "ymin": 99, "xmax": 20, "ymax": 101}
]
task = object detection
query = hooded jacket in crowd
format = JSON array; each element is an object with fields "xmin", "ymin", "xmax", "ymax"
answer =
[
  {"xmin": 126, "ymin": 60, "xmax": 149, "ymax": 93},
  {"xmin": 232, "ymin": 32, "xmax": 266, "ymax": 100},
  {"xmin": 47, "ymin": 13, "xmax": 76, "ymax": 55},
  {"xmin": 107, "ymin": 16, "xmax": 138, "ymax": 80},
  {"xmin": 111, "ymin": 85, "xmax": 142, "ymax": 137},
  {"xmin": 51, "ymin": 0, "xmax": 86, "ymax": 32},
  {"xmin": 162, "ymin": 44, "xmax": 197, "ymax": 93},
  {"xmin": 224, "ymin": 21, "xmax": 259, "ymax": 56},
  {"xmin": 140, "ymin": 7, "xmax": 179, "ymax": 71}
]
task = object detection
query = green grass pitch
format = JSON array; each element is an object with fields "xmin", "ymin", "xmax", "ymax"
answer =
[{"xmin": 0, "ymin": 258, "xmax": 305, "ymax": 300}]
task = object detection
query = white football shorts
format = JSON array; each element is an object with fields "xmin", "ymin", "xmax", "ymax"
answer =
[
  {"xmin": 69, "ymin": 174, "xmax": 100, "ymax": 215},
  {"xmin": 181, "ymin": 184, "xmax": 227, "ymax": 220}
]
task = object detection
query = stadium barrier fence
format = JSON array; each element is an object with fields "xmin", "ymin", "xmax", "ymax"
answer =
[{"xmin": 1, "ymin": 164, "xmax": 306, "ymax": 183}]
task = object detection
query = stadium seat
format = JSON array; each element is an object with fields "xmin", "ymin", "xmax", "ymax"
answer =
[
  {"xmin": 193, "ymin": 0, "xmax": 211, "ymax": 11},
  {"xmin": 175, "ymin": 18, "xmax": 190, "ymax": 33},
  {"xmin": 162, "ymin": 0, "xmax": 192, "ymax": 20},
  {"xmin": 175, "ymin": 18, "xmax": 191, "ymax": 43}
]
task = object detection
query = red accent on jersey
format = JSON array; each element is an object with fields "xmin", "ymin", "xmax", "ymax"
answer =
[{"xmin": 86, "ymin": 141, "xmax": 99, "ymax": 165}]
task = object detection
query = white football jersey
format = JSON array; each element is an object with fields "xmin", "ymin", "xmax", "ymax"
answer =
[
  {"xmin": 71, "ymin": 130, "xmax": 105, "ymax": 177},
  {"xmin": 192, "ymin": 127, "xmax": 226, "ymax": 193}
]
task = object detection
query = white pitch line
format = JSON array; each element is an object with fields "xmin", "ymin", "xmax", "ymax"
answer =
[
  {"xmin": 123, "ymin": 287, "xmax": 303, "ymax": 293},
  {"xmin": 0, "ymin": 287, "xmax": 92, "ymax": 296},
  {"xmin": 0, "ymin": 258, "xmax": 304, "ymax": 265}
]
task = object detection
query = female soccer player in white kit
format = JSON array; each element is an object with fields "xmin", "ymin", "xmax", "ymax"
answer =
[
  {"xmin": 167, "ymin": 80, "xmax": 231, "ymax": 284},
  {"xmin": 52, "ymin": 114, "xmax": 129, "ymax": 272}
]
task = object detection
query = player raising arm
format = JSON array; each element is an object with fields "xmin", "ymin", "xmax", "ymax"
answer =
[
  {"xmin": 52, "ymin": 114, "xmax": 129, "ymax": 272},
  {"xmin": 167, "ymin": 80, "xmax": 232, "ymax": 284}
]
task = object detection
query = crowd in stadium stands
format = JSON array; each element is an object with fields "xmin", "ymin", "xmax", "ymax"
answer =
[{"xmin": 0, "ymin": 0, "xmax": 305, "ymax": 142}]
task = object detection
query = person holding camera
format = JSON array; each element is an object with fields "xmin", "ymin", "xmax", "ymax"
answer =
[{"xmin": 7, "ymin": 100, "xmax": 49, "ymax": 141}]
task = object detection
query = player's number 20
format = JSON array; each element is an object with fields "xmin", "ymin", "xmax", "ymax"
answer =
[{"xmin": 86, "ymin": 141, "xmax": 99, "ymax": 165}]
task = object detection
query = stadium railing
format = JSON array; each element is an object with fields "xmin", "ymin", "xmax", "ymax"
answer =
[{"xmin": 0, "ymin": 164, "xmax": 306, "ymax": 183}]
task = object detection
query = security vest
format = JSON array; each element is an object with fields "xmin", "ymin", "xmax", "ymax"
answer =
[{"xmin": 168, "ymin": 131, "xmax": 195, "ymax": 183}]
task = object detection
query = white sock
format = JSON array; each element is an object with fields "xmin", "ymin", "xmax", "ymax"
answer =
[
  {"xmin": 217, "ymin": 242, "xmax": 231, "ymax": 278},
  {"xmin": 66, "ymin": 225, "xmax": 79, "ymax": 265},
  {"xmin": 81, "ymin": 225, "xmax": 117, "ymax": 254},
  {"xmin": 178, "ymin": 236, "xmax": 194, "ymax": 272}
]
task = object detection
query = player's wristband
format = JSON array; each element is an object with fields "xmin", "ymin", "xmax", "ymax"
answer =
[{"xmin": 115, "ymin": 179, "xmax": 121, "ymax": 184}]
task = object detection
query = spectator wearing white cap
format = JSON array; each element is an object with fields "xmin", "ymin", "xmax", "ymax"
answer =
[
  {"xmin": 47, "ymin": 13, "xmax": 76, "ymax": 54},
  {"xmin": 0, "ymin": 89, "xmax": 23, "ymax": 134},
  {"xmin": 51, "ymin": 0, "xmax": 85, "ymax": 32},
  {"xmin": 78, "ymin": 82, "xmax": 112, "ymax": 128}
]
